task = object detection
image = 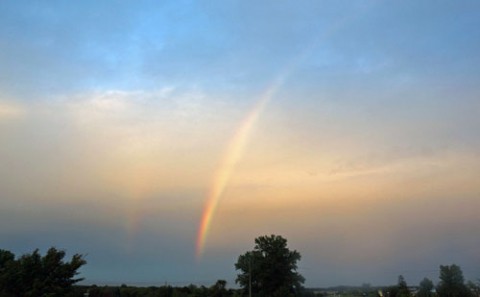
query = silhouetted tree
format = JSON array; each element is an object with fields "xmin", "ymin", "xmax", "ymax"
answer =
[
  {"xmin": 467, "ymin": 280, "xmax": 480, "ymax": 297},
  {"xmin": 210, "ymin": 280, "xmax": 228, "ymax": 297},
  {"xmin": 417, "ymin": 277, "xmax": 434, "ymax": 297},
  {"xmin": 235, "ymin": 235, "xmax": 304, "ymax": 297},
  {"xmin": 437, "ymin": 264, "xmax": 471, "ymax": 297},
  {"xmin": 0, "ymin": 247, "xmax": 86, "ymax": 297},
  {"xmin": 396, "ymin": 275, "xmax": 410, "ymax": 297}
]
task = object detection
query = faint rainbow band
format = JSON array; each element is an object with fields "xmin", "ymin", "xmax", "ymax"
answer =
[
  {"xmin": 196, "ymin": 78, "xmax": 285, "ymax": 258},
  {"xmin": 195, "ymin": 8, "xmax": 370, "ymax": 259}
]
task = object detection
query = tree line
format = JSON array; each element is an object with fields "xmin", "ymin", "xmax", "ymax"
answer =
[
  {"xmin": 0, "ymin": 247, "xmax": 85, "ymax": 297},
  {"xmin": 381, "ymin": 265, "xmax": 479, "ymax": 297},
  {"xmin": 1, "ymin": 235, "xmax": 479, "ymax": 297}
]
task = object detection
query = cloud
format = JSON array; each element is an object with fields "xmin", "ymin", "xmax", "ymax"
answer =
[
  {"xmin": 1, "ymin": 0, "xmax": 480, "ymax": 286},
  {"xmin": 0, "ymin": 86, "xmax": 247, "ymax": 232},
  {"xmin": 0, "ymin": 101, "xmax": 27, "ymax": 120}
]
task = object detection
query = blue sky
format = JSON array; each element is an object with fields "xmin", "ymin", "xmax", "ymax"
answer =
[{"xmin": 1, "ymin": 0, "xmax": 480, "ymax": 287}]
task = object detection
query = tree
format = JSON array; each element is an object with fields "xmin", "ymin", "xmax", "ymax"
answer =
[
  {"xmin": 0, "ymin": 247, "xmax": 86, "ymax": 297},
  {"xmin": 417, "ymin": 277, "xmax": 434, "ymax": 297},
  {"xmin": 467, "ymin": 279, "xmax": 480, "ymax": 297},
  {"xmin": 235, "ymin": 235, "xmax": 304, "ymax": 297},
  {"xmin": 396, "ymin": 275, "xmax": 410, "ymax": 297},
  {"xmin": 210, "ymin": 280, "xmax": 228, "ymax": 297},
  {"xmin": 437, "ymin": 264, "xmax": 471, "ymax": 297}
]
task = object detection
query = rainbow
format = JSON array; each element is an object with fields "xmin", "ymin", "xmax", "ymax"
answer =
[
  {"xmin": 195, "ymin": 76, "xmax": 286, "ymax": 258},
  {"xmin": 195, "ymin": 8, "xmax": 370, "ymax": 259}
]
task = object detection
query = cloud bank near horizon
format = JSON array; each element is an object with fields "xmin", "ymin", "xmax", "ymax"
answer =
[{"xmin": 1, "ymin": 0, "xmax": 480, "ymax": 287}]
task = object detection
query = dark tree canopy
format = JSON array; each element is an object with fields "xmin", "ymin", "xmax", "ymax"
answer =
[
  {"xmin": 467, "ymin": 280, "xmax": 480, "ymax": 297},
  {"xmin": 235, "ymin": 235, "xmax": 304, "ymax": 297},
  {"xmin": 0, "ymin": 247, "xmax": 86, "ymax": 297},
  {"xmin": 417, "ymin": 277, "xmax": 434, "ymax": 297},
  {"xmin": 396, "ymin": 275, "xmax": 410, "ymax": 297},
  {"xmin": 437, "ymin": 264, "xmax": 471, "ymax": 297},
  {"xmin": 209, "ymin": 279, "xmax": 228, "ymax": 297}
]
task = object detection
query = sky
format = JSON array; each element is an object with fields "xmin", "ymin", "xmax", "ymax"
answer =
[{"xmin": 1, "ymin": 0, "xmax": 480, "ymax": 288}]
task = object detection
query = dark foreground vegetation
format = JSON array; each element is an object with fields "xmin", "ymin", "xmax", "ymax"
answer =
[
  {"xmin": 0, "ymin": 247, "xmax": 85, "ymax": 297},
  {"xmin": 1, "ymin": 235, "xmax": 479, "ymax": 297}
]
